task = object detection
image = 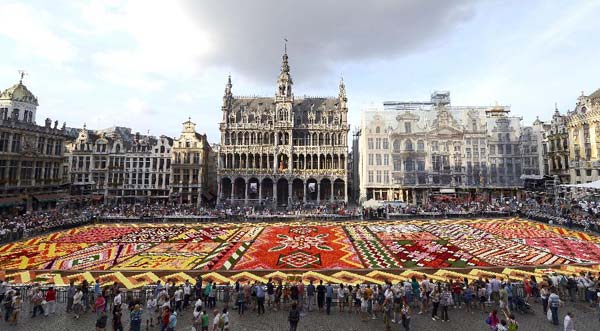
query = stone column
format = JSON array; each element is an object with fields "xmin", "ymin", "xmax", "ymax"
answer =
[
  {"xmin": 330, "ymin": 180, "xmax": 334, "ymax": 202},
  {"xmin": 344, "ymin": 180, "xmax": 348, "ymax": 203},
  {"xmin": 230, "ymin": 180, "xmax": 234, "ymax": 204},
  {"xmin": 317, "ymin": 182, "xmax": 320, "ymax": 204},
  {"xmin": 258, "ymin": 179, "xmax": 263, "ymax": 205},
  {"xmin": 245, "ymin": 180, "xmax": 249, "ymax": 205},
  {"xmin": 217, "ymin": 180, "xmax": 222, "ymax": 204},
  {"xmin": 273, "ymin": 180, "xmax": 278, "ymax": 207},
  {"xmin": 303, "ymin": 181, "xmax": 307, "ymax": 204}
]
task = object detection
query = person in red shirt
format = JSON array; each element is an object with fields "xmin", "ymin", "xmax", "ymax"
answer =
[
  {"xmin": 44, "ymin": 287, "xmax": 57, "ymax": 316},
  {"xmin": 451, "ymin": 281, "xmax": 463, "ymax": 309},
  {"xmin": 95, "ymin": 294, "xmax": 106, "ymax": 319}
]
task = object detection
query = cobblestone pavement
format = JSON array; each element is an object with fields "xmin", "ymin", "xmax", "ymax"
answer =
[{"xmin": 2, "ymin": 300, "xmax": 599, "ymax": 331}]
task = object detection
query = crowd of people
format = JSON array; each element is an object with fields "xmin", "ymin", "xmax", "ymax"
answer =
[
  {"xmin": 1, "ymin": 270, "xmax": 599, "ymax": 330},
  {"xmin": 0, "ymin": 209, "xmax": 92, "ymax": 243},
  {"xmin": 1, "ymin": 193, "xmax": 599, "ymax": 244}
]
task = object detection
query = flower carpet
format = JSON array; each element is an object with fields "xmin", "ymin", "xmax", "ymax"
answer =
[{"xmin": 1, "ymin": 218, "xmax": 600, "ymax": 274}]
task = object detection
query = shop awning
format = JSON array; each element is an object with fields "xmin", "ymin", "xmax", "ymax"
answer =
[
  {"xmin": 0, "ymin": 196, "xmax": 25, "ymax": 207},
  {"xmin": 33, "ymin": 193, "xmax": 68, "ymax": 202}
]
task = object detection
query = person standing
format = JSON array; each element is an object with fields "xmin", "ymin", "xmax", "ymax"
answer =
[
  {"xmin": 236, "ymin": 286, "xmax": 245, "ymax": 315},
  {"xmin": 44, "ymin": 286, "xmax": 56, "ymax": 316},
  {"xmin": 430, "ymin": 286, "xmax": 440, "ymax": 321},
  {"xmin": 564, "ymin": 312, "xmax": 575, "ymax": 331},
  {"xmin": 66, "ymin": 281, "xmax": 76, "ymax": 313},
  {"xmin": 30, "ymin": 288, "xmax": 44, "ymax": 318},
  {"xmin": 154, "ymin": 280, "xmax": 163, "ymax": 300},
  {"xmin": 540, "ymin": 285, "xmax": 549, "ymax": 316},
  {"xmin": 73, "ymin": 287, "xmax": 83, "ymax": 319},
  {"xmin": 146, "ymin": 295, "xmax": 157, "ymax": 328},
  {"xmin": 167, "ymin": 311, "xmax": 177, "ymax": 331},
  {"xmin": 9, "ymin": 294, "xmax": 21, "ymax": 326},
  {"xmin": 194, "ymin": 276, "xmax": 202, "ymax": 302},
  {"xmin": 221, "ymin": 308, "xmax": 229, "ymax": 331},
  {"xmin": 183, "ymin": 280, "xmax": 192, "ymax": 310},
  {"xmin": 401, "ymin": 304, "xmax": 411, "ymax": 331},
  {"xmin": 316, "ymin": 281, "xmax": 325, "ymax": 313},
  {"xmin": 440, "ymin": 285, "xmax": 451, "ymax": 322},
  {"xmin": 548, "ymin": 288, "xmax": 561, "ymax": 326},
  {"xmin": 112, "ymin": 302, "xmax": 124, "ymax": 331},
  {"xmin": 211, "ymin": 309, "xmax": 221, "ymax": 331},
  {"xmin": 256, "ymin": 282, "xmax": 265, "ymax": 315},
  {"xmin": 93, "ymin": 279, "xmax": 101, "ymax": 310},
  {"xmin": 306, "ymin": 280, "xmax": 315, "ymax": 312},
  {"xmin": 95, "ymin": 311, "xmax": 108, "ymax": 331},
  {"xmin": 129, "ymin": 304, "xmax": 143, "ymax": 331},
  {"xmin": 325, "ymin": 283, "xmax": 333, "ymax": 315},
  {"xmin": 82, "ymin": 279, "xmax": 90, "ymax": 312},
  {"xmin": 266, "ymin": 279, "xmax": 275, "ymax": 310},
  {"xmin": 288, "ymin": 302, "xmax": 300, "ymax": 331},
  {"xmin": 201, "ymin": 310, "xmax": 209, "ymax": 331},
  {"xmin": 174, "ymin": 286, "xmax": 183, "ymax": 313}
]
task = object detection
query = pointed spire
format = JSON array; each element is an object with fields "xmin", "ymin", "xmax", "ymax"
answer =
[
  {"xmin": 277, "ymin": 41, "xmax": 293, "ymax": 98},
  {"xmin": 224, "ymin": 74, "xmax": 232, "ymax": 98},
  {"xmin": 339, "ymin": 76, "xmax": 346, "ymax": 99}
]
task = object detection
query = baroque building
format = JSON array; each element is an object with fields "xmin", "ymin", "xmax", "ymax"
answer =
[
  {"xmin": 217, "ymin": 49, "xmax": 349, "ymax": 207},
  {"xmin": 66, "ymin": 126, "xmax": 173, "ymax": 202},
  {"xmin": 171, "ymin": 119, "xmax": 215, "ymax": 205},
  {"xmin": 360, "ymin": 92, "xmax": 526, "ymax": 203},
  {"xmin": 541, "ymin": 107, "xmax": 570, "ymax": 184},
  {"xmin": 0, "ymin": 77, "xmax": 68, "ymax": 212},
  {"xmin": 567, "ymin": 89, "xmax": 600, "ymax": 184}
]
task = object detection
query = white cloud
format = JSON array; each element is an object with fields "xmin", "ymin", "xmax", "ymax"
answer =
[
  {"xmin": 126, "ymin": 97, "xmax": 155, "ymax": 115},
  {"xmin": 0, "ymin": 2, "xmax": 76, "ymax": 63}
]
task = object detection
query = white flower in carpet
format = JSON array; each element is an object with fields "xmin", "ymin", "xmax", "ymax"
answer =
[{"xmin": 269, "ymin": 233, "xmax": 332, "ymax": 252}]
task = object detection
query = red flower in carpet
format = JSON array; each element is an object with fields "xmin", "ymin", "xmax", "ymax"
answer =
[{"xmin": 269, "ymin": 233, "xmax": 333, "ymax": 252}]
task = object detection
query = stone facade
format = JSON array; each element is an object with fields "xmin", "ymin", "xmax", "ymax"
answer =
[
  {"xmin": 567, "ymin": 89, "xmax": 600, "ymax": 184},
  {"xmin": 171, "ymin": 119, "xmax": 214, "ymax": 205},
  {"xmin": 360, "ymin": 92, "xmax": 526, "ymax": 203},
  {"xmin": 541, "ymin": 108, "xmax": 570, "ymax": 183},
  {"xmin": 66, "ymin": 126, "xmax": 173, "ymax": 202},
  {"xmin": 0, "ymin": 79, "xmax": 68, "ymax": 211},
  {"xmin": 217, "ymin": 50, "xmax": 349, "ymax": 207}
]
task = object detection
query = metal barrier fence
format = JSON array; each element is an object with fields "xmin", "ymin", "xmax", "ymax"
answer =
[{"xmin": 3, "ymin": 282, "xmax": 531, "ymax": 309}]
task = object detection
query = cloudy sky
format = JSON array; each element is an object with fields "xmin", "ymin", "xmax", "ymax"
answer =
[{"xmin": 1, "ymin": 0, "xmax": 599, "ymax": 142}]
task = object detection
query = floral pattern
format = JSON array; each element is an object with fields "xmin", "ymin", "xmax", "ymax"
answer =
[{"xmin": 1, "ymin": 219, "xmax": 599, "ymax": 272}]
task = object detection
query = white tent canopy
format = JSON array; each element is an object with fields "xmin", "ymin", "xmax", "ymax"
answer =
[
  {"xmin": 560, "ymin": 180, "xmax": 600, "ymax": 189},
  {"xmin": 362, "ymin": 198, "xmax": 383, "ymax": 209}
]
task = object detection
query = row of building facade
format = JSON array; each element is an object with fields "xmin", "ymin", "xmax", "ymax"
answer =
[
  {"xmin": 357, "ymin": 90, "xmax": 600, "ymax": 203},
  {"xmin": 1, "ymin": 49, "xmax": 600, "ymax": 210}
]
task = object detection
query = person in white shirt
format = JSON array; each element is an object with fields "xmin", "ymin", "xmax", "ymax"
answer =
[
  {"xmin": 564, "ymin": 312, "xmax": 575, "ymax": 331},
  {"xmin": 174, "ymin": 287, "xmax": 183, "ymax": 313},
  {"xmin": 212, "ymin": 309, "xmax": 221, "ymax": 331},
  {"xmin": 113, "ymin": 291, "xmax": 122, "ymax": 308},
  {"xmin": 194, "ymin": 297, "xmax": 203, "ymax": 310},
  {"xmin": 183, "ymin": 281, "xmax": 192, "ymax": 310},
  {"xmin": 146, "ymin": 296, "xmax": 157, "ymax": 328},
  {"xmin": 73, "ymin": 289, "xmax": 83, "ymax": 319}
]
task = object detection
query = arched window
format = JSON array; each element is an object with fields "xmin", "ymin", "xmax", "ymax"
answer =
[
  {"xmin": 417, "ymin": 140, "xmax": 424, "ymax": 151},
  {"xmin": 393, "ymin": 139, "xmax": 400, "ymax": 151},
  {"xmin": 405, "ymin": 139, "xmax": 413, "ymax": 151},
  {"xmin": 375, "ymin": 126, "xmax": 380, "ymax": 133}
]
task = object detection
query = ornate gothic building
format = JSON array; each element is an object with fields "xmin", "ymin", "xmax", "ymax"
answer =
[
  {"xmin": 217, "ymin": 50, "xmax": 349, "ymax": 206},
  {"xmin": 0, "ymin": 77, "xmax": 68, "ymax": 212}
]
